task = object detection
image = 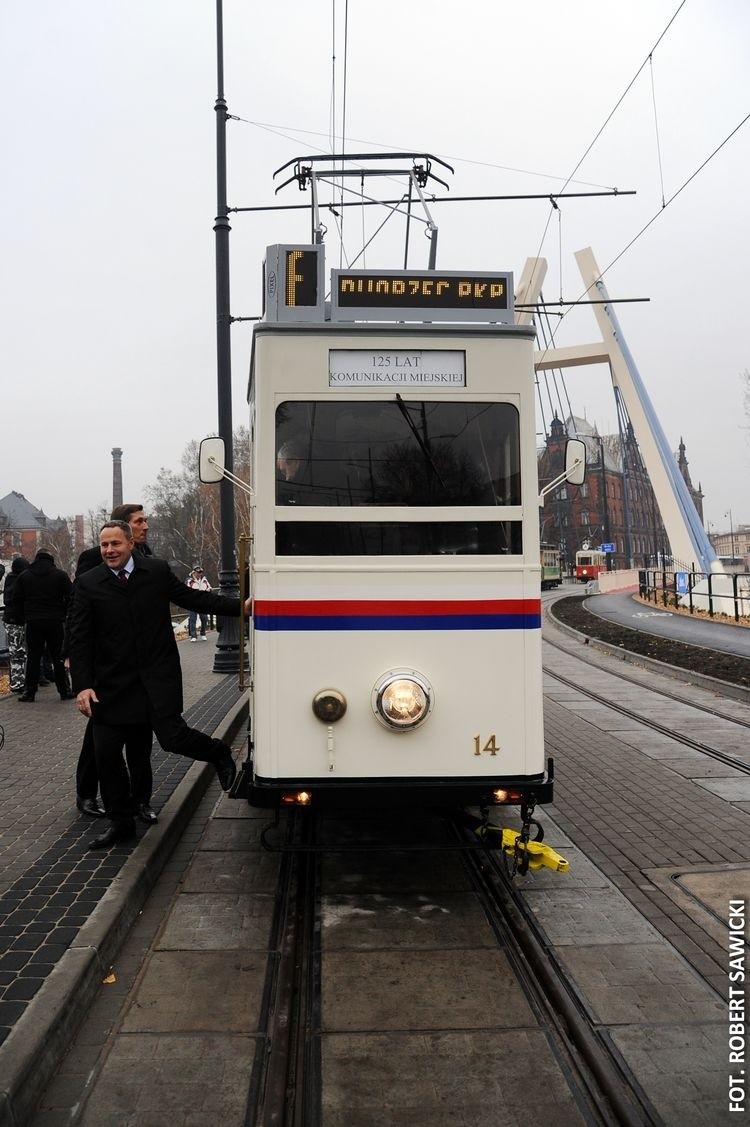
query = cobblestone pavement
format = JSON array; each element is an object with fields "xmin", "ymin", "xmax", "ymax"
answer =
[
  {"xmin": 541, "ymin": 621, "xmax": 750, "ymax": 997},
  {"xmin": 25, "ymin": 615, "xmax": 750, "ymax": 1127},
  {"xmin": 0, "ymin": 636, "xmax": 243, "ymax": 1050},
  {"xmin": 5, "ymin": 617, "xmax": 750, "ymax": 1126}
]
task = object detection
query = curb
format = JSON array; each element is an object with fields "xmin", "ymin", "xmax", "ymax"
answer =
[
  {"xmin": 0, "ymin": 692, "xmax": 248, "ymax": 1127},
  {"xmin": 545, "ymin": 604, "xmax": 750, "ymax": 706}
]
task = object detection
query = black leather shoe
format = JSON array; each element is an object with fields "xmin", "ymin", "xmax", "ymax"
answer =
[
  {"xmin": 18, "ymin": 693, "xmax": 35, "ymax": 702},
  {"xmin": 60, "ymin": 691, "xmax": 76, "ymax": 701},
  {"xmin": 77, "ymin": 796, "xmax": 106, "ymax": 818},
  {"xmin": 88, "ymin": 823, "xmax": 136, "ymax": 850},
  {"xmin": 137, "ymin": 804, "xmax": 158, "ymax": 825},
  {"xmin": 215, "ymin": 749, "xmax": 237, "ymax": 792}
]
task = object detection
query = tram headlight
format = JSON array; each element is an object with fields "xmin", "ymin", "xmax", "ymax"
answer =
[
  {"xmin": 372, "ymin": 669, "xmax": 433, "ymax": 731},
  {"xmin": 312, "ymin": 689, "xmax": 347, "ymax": 722}
]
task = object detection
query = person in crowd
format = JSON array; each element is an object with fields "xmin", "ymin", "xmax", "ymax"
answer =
[
  {"xmin": 74, "ymin": 503, "xmax": 156, "ymax": 822},
  {"xmin": 186, "ymin": 564, "xmax": 212, "ymax": 641},
  {"xmin": 36, "ymin": 644, "xmax": 56, "ymax": 686},
  {"xmin": 3, "ymin": 557, "xmax": 30, "ymax": 692},
  {"xmin": 68, "ymin": 520, "xmax": 252, "ymax": 850},
  {"xmin": 10, "ymin": 549, "xmax": 74, "ymax": 702}
]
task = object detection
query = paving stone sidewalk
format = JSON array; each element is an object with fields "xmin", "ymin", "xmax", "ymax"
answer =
[
  {"xmin": 540, "ymin": 624, "xmax": 750, "ymax": 1000},
  {"xmin": 0, "ymin": 636, "xmax": 243, "ymax": 1050}
]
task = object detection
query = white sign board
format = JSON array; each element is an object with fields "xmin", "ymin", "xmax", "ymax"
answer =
[{"xmin": 329, "ymin": 350, "xmax": 466, "ymax": 388}]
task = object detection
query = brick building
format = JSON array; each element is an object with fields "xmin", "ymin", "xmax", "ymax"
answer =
[
  {"xmin": 537, "ymin": 415, "xmax": 688, "ymax": 571},
  {"xmin": 0, "ymin": 492, "xmax": 83, "ymax": 574}
]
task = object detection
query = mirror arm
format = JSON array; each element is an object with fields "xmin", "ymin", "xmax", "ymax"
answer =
[
  {"xmin": 538, "ymin": 458, "xmax": 583, "ymax": 505},
  {"xmin": 208, "ymin": 457, "xmax": 255, "ymax": 497}
]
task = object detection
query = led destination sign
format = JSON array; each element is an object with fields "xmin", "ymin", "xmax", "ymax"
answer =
[
  {"xmin": 331, "ymin": 269, "xmax": 514, "ymax": 323},
  {"xmin": 264, "ymin": 244, "xmax": 326, "ymax": 323}
]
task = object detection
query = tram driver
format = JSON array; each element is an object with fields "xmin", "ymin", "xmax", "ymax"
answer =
[
  {"xmin": 276, "ymin": 440, "xmax": 304, "ymax": 482},
  {"xmin": 276, "ymin": 439, "xmax": 313, "ymax": 506}
]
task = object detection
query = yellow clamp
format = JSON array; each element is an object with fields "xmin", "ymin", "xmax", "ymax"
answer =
[{"xmin": 500, "ymin": 829, "xmax": 570, "ymax": 872}]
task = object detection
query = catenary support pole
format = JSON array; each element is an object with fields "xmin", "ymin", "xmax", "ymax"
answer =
[{"xmin": 213, "ymin": 0, "xmax": 242, "ymax": 672}]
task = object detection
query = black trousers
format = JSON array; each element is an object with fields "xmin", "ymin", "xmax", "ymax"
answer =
[
  {"xmin": 76, "ymin": 718, "xmax": 153, "ymax": 804},
  {"xmin": 24, "ymin": 621, "xmax": 67, "ymax": 695},
  {"xmin": 93, "ymin": 716, "xmax": 224, "ymax": 828}
]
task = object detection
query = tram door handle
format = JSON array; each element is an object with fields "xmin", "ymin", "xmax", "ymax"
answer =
[{"xmin": 238, "ymin": 534, "xmax": 253, "ymax": 691}]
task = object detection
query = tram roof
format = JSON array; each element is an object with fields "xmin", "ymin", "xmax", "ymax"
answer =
[{"xmin": 251, "ymin": 319, "xmax": 537, "ymax": 339}]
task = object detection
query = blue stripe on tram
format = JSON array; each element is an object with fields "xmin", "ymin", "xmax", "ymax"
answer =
[{"xmin": 254, "ymin": 613, "xmax": 542, "ymax": 631}]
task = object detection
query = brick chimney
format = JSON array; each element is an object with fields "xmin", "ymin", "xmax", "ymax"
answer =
[{"xmin": 112, "ymin": 447, "xmax": 123, "ymax": 509}]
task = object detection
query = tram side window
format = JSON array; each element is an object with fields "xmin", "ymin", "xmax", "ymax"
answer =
[{"xmin": 275, "ymin": 400, "xmax": 521, "ymax": 508}]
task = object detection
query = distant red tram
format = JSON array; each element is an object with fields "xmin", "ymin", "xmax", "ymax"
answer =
[{"xmin": 574, "ymin": 549, "xmax": 607, "ymax": 582}]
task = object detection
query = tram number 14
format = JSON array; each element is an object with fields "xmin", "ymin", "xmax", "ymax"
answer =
[{"xmin": 473, "ymin": 734, "xmax": 500, "ymax": 757}]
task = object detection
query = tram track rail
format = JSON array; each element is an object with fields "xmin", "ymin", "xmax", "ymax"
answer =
[
  {"xmin": 543, "ymin": 629, "xmax": 750, "ymax": 733},
  {"xmin": 542, "ymin": 589, "xmax": 750, "ymax": 704},
  {"xmin": 455, "ymin": 818, "xmax": 659, "ymax": 1127},
  {"xmin": 245, "ymin": 806, "xmax": 660, "ymax": 1126},
  {"xmin": 246, "ymin": 810, "xmax": 321, "ymax": 1127},
  {"xmin": 541, "ymin": 591, "xmax": 750, "ymax": 774},
  {"xmin": 542, "ymin": 661, "xmax": 750, "ymax": 777}
]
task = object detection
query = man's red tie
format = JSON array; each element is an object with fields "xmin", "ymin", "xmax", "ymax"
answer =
[{"xmin": 117, "ymin": 569, "xmax": 129, "ymax": 586}]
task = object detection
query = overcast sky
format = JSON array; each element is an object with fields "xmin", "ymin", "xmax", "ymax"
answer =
[{"xmin": 2, "ymin": 0, "xmax": 748, "ymax": 539}]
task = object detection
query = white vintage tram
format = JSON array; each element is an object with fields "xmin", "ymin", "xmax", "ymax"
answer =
[{"xmin": 201, "ymin": 155, "xmax": 584, "ymax": 815}]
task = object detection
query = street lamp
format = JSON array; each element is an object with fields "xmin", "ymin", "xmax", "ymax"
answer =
[
  {"xmin": 212, "ymin": 0, "xmax": 243, "ymax": 673},
  {"xmin": 585, "ymin": 432, "xmax": 612, "ymax": 570},
  {"xmin": 725, "ymin": 509, "xmax": 737, "ymax": 560}
]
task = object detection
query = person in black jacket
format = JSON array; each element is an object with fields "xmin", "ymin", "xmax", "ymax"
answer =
[
  {"xmin": 3, "ymin": 556, "xmax": 30, "ymax": 692},
  {"xmin": 68, "ymin": 520, "xmax": 251, "ymax": 850},
  {"xmin": 11, "ymin": 549, "xmax": 74, "ymax": 702},
  {"xmin": 73, "ymin": 503, "xmax": 156, "ymax": 821}
]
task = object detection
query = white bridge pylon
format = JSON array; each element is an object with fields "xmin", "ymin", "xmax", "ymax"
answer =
[{"xmin": 521, "ymin": 247, "xmax": 717, "ymax": 574}]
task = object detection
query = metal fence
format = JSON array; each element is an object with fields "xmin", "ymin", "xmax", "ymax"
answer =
[{"xmin": 638, "ymin": 568, "xmax": 750, "ymax": 622}]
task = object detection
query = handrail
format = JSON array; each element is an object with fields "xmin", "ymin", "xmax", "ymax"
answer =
[{"xmin": 638, "ymin": 567, "xmax": 750, "ymax": 622}]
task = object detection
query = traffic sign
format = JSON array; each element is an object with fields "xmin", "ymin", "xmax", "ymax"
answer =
[
  {"xmin": 601, "ymin": 542, "xmax": 615, "ymax": 553},
  {"xmin": 676, "ymin": 572, "xmax": 688, "ymax": 594}
]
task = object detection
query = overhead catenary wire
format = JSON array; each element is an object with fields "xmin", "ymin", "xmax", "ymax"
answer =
[
  {"xmin": 228, "ymin": 2, "xmax": 741, "ymax": 344},
  {"xmin": 537, "ymin": 106, "xmax": 750, "ymax": 366},
  {"xmin": 599, "ymin": 109, "xmax": 750, "ymax": 282},
  {"xmin": 228, "ymin": 116, "xmax": 617, "ymax": 192},
  {"xmin": 526, "ymin": 0, "xmax": 688, "ymax": 304},
  {"xmin": 338, "ymin": 0, "xmax": 350, "ymax": 267},
  {"xmin": 329, "ymin": 2, "xmax": 336, "ymax": 153},
  {"xmin": 649, "ymin": 53, "xmax": 667, "ymax": 209},
  {"xmin": 535, "ymin": 300, "xmax": 575, "ymax": 439}
]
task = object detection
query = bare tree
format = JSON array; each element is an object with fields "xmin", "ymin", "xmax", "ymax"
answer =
[
  {"xmin": 44, "ymin": 521, "xmax": 77, "ymax": 576},
  {"xmin": 145, "ymin": 428, "xmax": 251, "ymax": 585},
  {"xmin": 85, "ymin": 505, "xmax": 110, "ymax": 549}
]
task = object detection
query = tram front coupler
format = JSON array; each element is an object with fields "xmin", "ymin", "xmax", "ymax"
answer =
[
  {"xmin": 473, "ymin": 800, "xmax": 570, "ymax": 876},
  {"xmin": 498, "ymin": 830, "xmax": 570, "ymax": 874}
]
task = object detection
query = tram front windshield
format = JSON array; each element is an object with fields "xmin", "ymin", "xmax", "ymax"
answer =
[{"xmin": 275, "ymin": 399, "xmax": 522, "ymax": 556}]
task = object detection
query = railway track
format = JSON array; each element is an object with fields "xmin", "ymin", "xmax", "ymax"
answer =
[
  {"xmin": 247, "ymin": 812, "xmax": 320, "ymax": 1126},
  {"xmin": 244, "ymin": 808, "xmax": 657, "ymax": 1126},
  {"xmin": 242, "ymin": 606, "xmax": 749, "ymax": 1124},
  {"xmin": 541, "ymin": 597, "xmax": 750, "ymax": 776},
  {"xmin": 543, "ymin": 658, "xmax": 750, "ymax": 777},
  {"xmin": 544, "ymin": 630, "xmax": 750, "ymax": 731}
]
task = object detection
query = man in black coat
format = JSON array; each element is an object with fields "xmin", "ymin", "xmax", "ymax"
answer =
[
  {"xmin": 68, "ymin": 520, "xmax": 251, "ymax": 850},
  {"xmin": 11, "ymin": 549, "xmax": 75, "ymax": 702},
  {"xmin": 74, "ymin": 503, "xmax": 155, "ymax": 822}
]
